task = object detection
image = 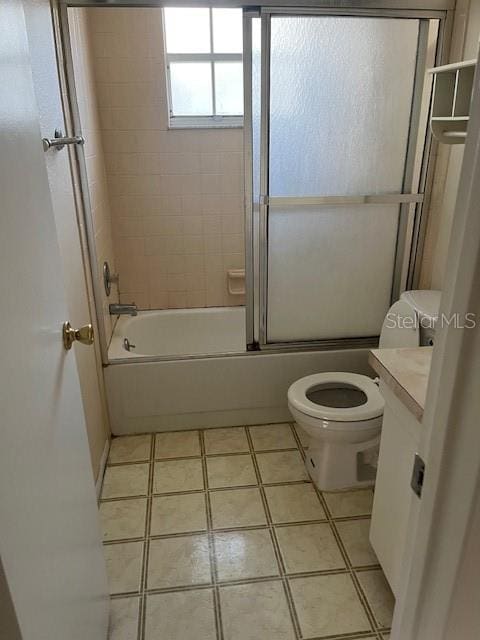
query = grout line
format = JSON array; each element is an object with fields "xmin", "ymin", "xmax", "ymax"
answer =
[
  {"xmin": 99, "ymin": 494, "xmax": 149, "ymax": 503},
  {"xmin": 300, "ymin": 633, "xmax": 377, "ymax": 640},
  {"xmin": 109, "ymin": 592, "xmax": 143, "ymax": 601},
  {"xmin": 199, "ymin": 429, "xmax": 224, "ymax": 640},
  {"xmin": 138, "ymin": 433, "xmax": 155, "ymax": 640},
  {"xmin": 290, "ymin": 421, "xmax": 308, "ymax": 462},
  {"xmin": 137, "ymin": 595, "xmax": 143, "ymax": 640},
  {"xmin": 316, "ymin": 487, "xmax": 379, "ymax": 635},
  {"xmin": 108, "ymin": 447, "xmax": 303, "ymax": 465},
  {"xmin": 245, "ymin": 425, "xmax": 303, "ymax": 640},
  {"xmin": 107, "ymin": 459, "xmax": 152, "ymax": 467},
  {"xmin": 108, "ymin": 565, "xmax": 383, "ymax": 598},
  {"xmin": 103, "ymin": 537, "xmax": 147, "ymax": 546},
  {"xmin": 152, "ymin": 454, "xmax": 204, "ymax": 462}
]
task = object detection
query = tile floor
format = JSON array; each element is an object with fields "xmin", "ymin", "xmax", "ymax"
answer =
[{"xmin": 100, "ymin": 423, "xmax": 395, "ymax": 640}]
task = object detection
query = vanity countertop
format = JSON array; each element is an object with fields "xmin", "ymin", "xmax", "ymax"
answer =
[{"xmin": 369, "ymin": 347, "xmax": 433, "ymax": 422}]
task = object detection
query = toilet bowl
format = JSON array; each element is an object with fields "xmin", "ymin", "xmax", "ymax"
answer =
[
  {"xmin": 288, "ymin": 373, "xmax": 384, "ymax": 491},
  {"xmin": 288, "ymin": 290, "xmax": 441, "ymax": 491}
]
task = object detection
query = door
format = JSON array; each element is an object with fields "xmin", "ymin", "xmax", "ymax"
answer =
[
  {"xmin": 0, "ymin": 2, "xmax": 109, "ymax": 639},
  {"xmin": 392, "ymin": 47, "xmax": 480, "ymax": 640},
  {"xmin": 246, "ymin": 9, "xmax": 438, "ymax": 349},
  {"xmin": 23, "ymin": 0, "xmax": 111, "ymax": 480}
]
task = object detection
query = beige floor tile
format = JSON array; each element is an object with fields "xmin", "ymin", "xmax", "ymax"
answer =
[
  {"xmin": 323, "ymin": 489, "xmax": 374, "ymax": 518},
  {"xmin": 289, "ymin": 574, "xmax": 371, "ymax": 637},
  {"xmin": 293, "ymin": 423, "xmax": 310, "ymax": 449},
  {"xmin": 153, "ymin": 458, "xmax": 204, "ymax": 493},
  {"xmin": 276, "ymin": 523, "xmax": 345, "ymax": 573},
  {"xmin": 256, "ymin": 451, "xmax": 308, "ymax": 484},
  {"xmin": 357, "ymin": 569, "xmax": 395, "ymax": 629},
  {"xmin": 100, "ymin": 499, "xmax": 147, "ymax": 542},
  {"xmin": 108, "ymin": 597, "xmax": 140, "ymax": 640},
  {"xmin": 108, "ymin": 435, "xmax": 152, "ymax": 464},
  {"xmin": 210, "ymin": 488, "xmax": 267, "ymax": 529},
  {"xmin": 336, "ymin": 518, "xmax": 378, "ymax": 566},
  {"xmin": 145, "ymin": 589, "xmax": 216, "ymax": 640},
  {"xmin": 214, "ymin": 529, "xmax": 279, "ymax": 582},
  {"xmin": 264, "ymin": 484, "xmax": 325, "ymax": 523},
  {"xmin": 206, "ymin": 454, "xmax": 257, "ymax": 488},
  {"xmin": 104, "ymin": 542, "xmax": 143, "ymax": 595},
  {"xmin": 204, "ymin": 426, "xmax": 249, "ymax": 454},
  {"xmin": 248, "ymin": 423, "xmax": 297, "ymax": 451},
  {"xmin": 150, "ymin": 493, "xmax": 207, "ymax": 535},
  {"xmin": 102, "ymin": 464, "xmax": 150, "ymax": 499},
  {"xmin": 148, "ymin": 534, "xmax": 211, "ymax": 589},
  {"xmin": 220, "ymin": 581, "xmax": 296, "ymax": 640},
  {"xmin": 155, "ymin": 430, "xmax": 200, "ymax": 459}
]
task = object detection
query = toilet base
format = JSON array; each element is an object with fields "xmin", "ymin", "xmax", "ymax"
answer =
[{"xmin": 305, "ymin": 435, "xmax": 380, "ymax": 492}]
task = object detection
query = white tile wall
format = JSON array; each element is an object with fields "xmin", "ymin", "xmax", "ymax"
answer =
[{"xmin": 87, "ymin": 7, "xmax": 245, "ymax": 310}]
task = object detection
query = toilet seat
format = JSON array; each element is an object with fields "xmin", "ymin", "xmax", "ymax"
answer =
[{"xmin": 288, "ymin": 372, "xmax": 384, "ymax": 424}]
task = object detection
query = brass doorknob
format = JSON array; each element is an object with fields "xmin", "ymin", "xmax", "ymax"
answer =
[{"xmin": 62, "ymin": 321, "xmax": 94, "ymax": 350}]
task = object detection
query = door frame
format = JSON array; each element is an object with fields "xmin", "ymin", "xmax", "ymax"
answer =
[
  {"xmin": 392, "ymin": 46, "xmax": 480, "ymax": 639},
  {"xmin": 52, "ymin": 2, "xmax": 111, "ymax": 363},
  {"xmin": 247, "ymin": 6, "xmax": 450, "ymax": 350}
]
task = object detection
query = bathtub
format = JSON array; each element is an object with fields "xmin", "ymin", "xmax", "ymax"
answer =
[
  {"xmin": 105, "ymin": 307, "xmax": 374, "ymax": 434},
  {"xmin": 109, "ymin": 307, "xmax": 246, "ymax": 359}
]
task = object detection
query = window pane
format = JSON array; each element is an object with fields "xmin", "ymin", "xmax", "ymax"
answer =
[
  {"xmin": 212, "ymin": 8, "xmax": 243, "ymax": 53},
  {"xmin": 170, "ymin": 63, "xmax": 213, "ymax": 116},
  {"xmin": 214, "ymin": 62, "xmax": 243, "ymax": 115},
  {"xmin": 164, "ymin": 8, "xmax": 210, "ymax": 53}
]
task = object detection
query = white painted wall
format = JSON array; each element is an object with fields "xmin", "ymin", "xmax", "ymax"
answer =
[{"xmin": 420, "ymin": 0, "xmax": 480, "ymax": 289}]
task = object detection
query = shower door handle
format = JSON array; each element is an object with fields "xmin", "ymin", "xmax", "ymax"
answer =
[
  {"xmin": 62, "ymin": 322, "xmax": 94, "ymax": 350},
  {"xmin": 42, "ymin": 128, "xmax": 85, "ymax": 152}
]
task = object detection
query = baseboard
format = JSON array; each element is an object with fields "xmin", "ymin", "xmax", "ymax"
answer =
[
  {"xmin": 110, "ymin": 407, "xmax": 293, "ymax": 435},
  {"xmin": 95, "ymin": 438, "xmax": 110, "ymax": 500}
]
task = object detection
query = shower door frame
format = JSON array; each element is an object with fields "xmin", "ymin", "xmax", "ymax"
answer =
[
  {"xmin": 54, "ymin": 0, "xmax": 452, "ymax": 360},
  {"xmin": 244, "ymin": 6, "xmax": 450, "ymax": 351}
]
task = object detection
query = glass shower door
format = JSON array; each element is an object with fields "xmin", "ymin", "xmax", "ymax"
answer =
[{"xmin": 258, "ymin": 13, "xmax": 426, "ymax": 346}]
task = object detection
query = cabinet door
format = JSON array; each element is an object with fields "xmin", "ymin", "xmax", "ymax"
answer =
[{"xmin": 370, "ymin": 388, "xmax": 421, "ymax": 595}]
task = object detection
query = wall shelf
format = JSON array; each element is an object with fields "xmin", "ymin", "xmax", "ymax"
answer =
[{"xmin": 428, "ymin": 59, "xmax": 476, "ymax": 144}]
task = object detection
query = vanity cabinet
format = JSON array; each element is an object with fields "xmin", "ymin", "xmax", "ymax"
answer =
[{"xmin": 370, "ymin": 382, "xmax": 422, "ymax": 596}]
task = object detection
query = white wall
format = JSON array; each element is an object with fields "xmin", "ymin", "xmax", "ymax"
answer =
[{"xmin": 420, "ymin": 0, "xmax": 480, "ymax": 289}]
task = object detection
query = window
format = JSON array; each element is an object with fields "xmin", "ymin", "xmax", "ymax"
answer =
[{"xmin": 163, "ymin": 8, "xmax": 243, "ymax": 128}]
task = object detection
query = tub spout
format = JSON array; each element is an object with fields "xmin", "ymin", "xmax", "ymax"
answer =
[{"xmin": 109, "ymin": 303, "xmax": 138, "ymax": 316}]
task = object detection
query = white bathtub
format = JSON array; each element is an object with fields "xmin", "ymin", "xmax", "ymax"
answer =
[
  {"xmin": 105, "ymin": 307, "xmax": 374, "ymax": 434},
  {"xmin": 109, "ymin": 307, "xmax": 246, "ymax": 359}
]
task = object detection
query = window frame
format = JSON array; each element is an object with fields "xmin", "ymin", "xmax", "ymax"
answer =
[{"xmin": 163, "ymin": 7, "xmax": 244, "ymax": 129}]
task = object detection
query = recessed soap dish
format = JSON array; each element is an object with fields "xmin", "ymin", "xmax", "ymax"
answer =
[{"xmin": 227, "ymin": 269, "xmax": 245, "ymax": 296}]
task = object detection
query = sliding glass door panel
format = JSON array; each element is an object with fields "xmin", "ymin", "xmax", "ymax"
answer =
[
  {"xmin": 258, "ymin": 13, "xmax": 426, "ymax": 345},
  {"xmin": 267, "ymin": 204, "xmax": 399, "ymax": 342},
  {"xmin": 269, "ymin": 17, "xmax": 419, "ymax": 197}
]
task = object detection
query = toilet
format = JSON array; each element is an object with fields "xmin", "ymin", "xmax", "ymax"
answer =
[{"xmin": 288, "ymin": 290, "xmax": 441, "ymax": 491}]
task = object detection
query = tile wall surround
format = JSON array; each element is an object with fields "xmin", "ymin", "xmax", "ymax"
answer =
[
  {"xmin": 85, "ymin": 7, "xmax": 245, "ymax": 311},
  {"xmin": 69, "ymin": 9, "xmax": 119, "ymax": 341},
  {"xmin": 100, "ymin": 424, "xmax": 395, "ymax": 640}
]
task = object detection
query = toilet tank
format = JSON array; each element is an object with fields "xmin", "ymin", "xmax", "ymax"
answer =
[
  {"xmin": 379, "ymin": 290, "xmax": 441, "ymax": 348},
  {"xmin": 400, "ymin": 290, "xmax": 442, "ymax": 346}
]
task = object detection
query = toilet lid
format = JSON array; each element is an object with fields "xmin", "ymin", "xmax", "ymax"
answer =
[{"xmin": 288, "ymin": 372, "xmax": 384, "ymax": 422}]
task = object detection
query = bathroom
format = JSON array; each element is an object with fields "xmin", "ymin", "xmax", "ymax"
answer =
[{"xmin": 1, "ymin": 1, "xmax": 480, "ymax": 640}]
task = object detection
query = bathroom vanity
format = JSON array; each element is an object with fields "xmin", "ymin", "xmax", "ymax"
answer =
[{"xmin": 368, "ymin": 347, "xmax": 432, "ymax": 596}]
